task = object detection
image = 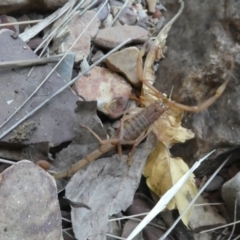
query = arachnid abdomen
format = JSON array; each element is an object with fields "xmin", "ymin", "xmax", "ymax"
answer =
[{"xmin": 123, "ymin": 102, "xmax": 166, "ymax": 141}]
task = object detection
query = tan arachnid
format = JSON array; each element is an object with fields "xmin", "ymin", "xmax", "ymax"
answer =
[
  {"xmin": 137, "ymin": 38, "xmax": 231, "ymax": 114},
  {"xmin": 53, "ymin": 53, "xmax": 232, "ymax": 181},
  {"xmin": 53, "ymin": 101, "xmax": 167, "ymax": 180},
  {"xmin": 53, "ymin": 1, "xmax": 233, "ymax": 180},
  {"xmin": 53, "ymin": 62, "xmax": 231, "ymax": 181}
]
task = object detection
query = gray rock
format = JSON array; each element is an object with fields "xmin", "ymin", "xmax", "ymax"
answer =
[
  {"xmin": 54, "ymin": 52, "xmax": 75, "ymax": 83},
  {"xmin": 190, "ymin": 196, "xmax": 226, "ymax": 231},
  {"xmin": 205, "ymin": 175, "xmax": 224, "ymax": 192},
  {"xmin": 118, "ymin": 7, "xmax": 138, "ymax": 25},
  {"xmin": 96, "ymin": 1, "xmax": 110, "ymax": 21},
  {"xmin": 0, "ymin": 29, "xmax": 82, "ymax": 146},
  {"xmin": 0, "ymin": 160, "xmax": 62, "ymax": 240},
  {"xmin": 0, "ymin": 15, "xmax": 19, "ymax": 33},
  {"xmin": 222, "ymin": 172, "xmax": 240, "ymax": 221},
  {"xmin": 91, "ymin": 50, "xmax": 104, "ymax": 63},
  {"xmin": 154, "ymin": 0, "xmax": 240, "ymax": 175}
]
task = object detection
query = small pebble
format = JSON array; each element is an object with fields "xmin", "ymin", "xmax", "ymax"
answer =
[
  {"xmin": 118, "ymin": 7, "xmax": 138, "ymax": 25},
  {"xmin": 137, "ymin": 10, "xmax": 148, "ymax": 21},
  {"xmin": 154, "ymin": 9, "xmax": 162, "ymax": 19},
  {"xmin": 205, "ymin": 175, "xmax": 224, "ymax": 192},
  {"xmin": 91, "ymin": 50, "xmax": 104, "ymax": 63}
]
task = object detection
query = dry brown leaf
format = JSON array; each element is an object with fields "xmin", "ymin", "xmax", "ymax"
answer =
[
  {"xmin": 143, "ymin": 142, "xmax": 198, "ymax": 226},
  {"xmin": 153, "ymin": 106, "xmax": 194, "ymax": 148}
]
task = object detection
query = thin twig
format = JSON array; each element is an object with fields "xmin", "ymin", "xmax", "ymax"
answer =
[
  {"xmin": 233, "ymin": 234, "xmax": 240, "ymax": 240},
  {"xmin": 108, "ymin": 213, "xmax": 149, "ymax": 221},
  {"xmin": 227, "ymin": 198, "xmax": 237, "ymax": 240},
  {"xmin": 0, "ymin": 20, "xmax": 41, "ymax": 27},
  {"xmin": 106, "ymin": 233, "xmax": 125, "ymax": 240},
  {"xmin": 194, "ymin": 203, "xmax": 224, "ymax": 207},
  {"xmin": 126, "ymin": 149, "xmax": 215, "ymax": 240},
  {"xmin": 62, "ymin": 229, "xmax": 74, "ymax": 239},
  {"xmin": 34, "ymin": 0, "xmax": 95, "ymax": 55},
  {"xmin": 160, "ymin": 155, "xmax": 231, "ymax": 240},
  {"xmin": 27, "ymin": 0, "xmax": 76, "ymax": 77},
  {"xmin": 200, "ymin": 220, "xmax": 240, "ymax": 234},
  {"xmin": 62, "ymin": 217, "xmax": 72, "ymax": 223},
  {"xmin": 111, "ymin": 0, "xmax": 129, "ymax": 26},
  {"xmin": 125, "ymin": 218, "xmax": 166, "ymax": 230},
  {"xmin": 0, "ymin": 38, "xmax": 131, "ymax": 139},
  {"xmin": 0, "ymin": 158, "xmax": 16, "ymax": 165},
  {"xmin": 169, "ymin": 85, "xmax": 174, "ymax": 99},
  {"xmin": 33, "ymin": 0, "xmax": 77, "ymax": 53},
  {"xmin": 63, "ymin": 227, "xmax": 73, "ymax": 231},
  {"xmin": 19, "ymin": 0, "xmax": 76, "ymax": 42},
  {"xmin": 0, "ymin": 55, "xmax": 63, "ymax": 68},
  {"xmin": 80, "ymin": 0, "xmax": 99, "ymax": 15}
]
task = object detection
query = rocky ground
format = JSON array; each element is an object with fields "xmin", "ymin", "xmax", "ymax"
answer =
[{"xmin": 0, "ymin": 0, "xmax": 240, "ymax": 240}]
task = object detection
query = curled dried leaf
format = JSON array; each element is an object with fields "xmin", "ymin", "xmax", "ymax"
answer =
[{"xmin": 144, "ymin": 142, "xmax": 198, "ymax": 226}]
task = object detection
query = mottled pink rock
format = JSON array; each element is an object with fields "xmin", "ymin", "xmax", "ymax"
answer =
[
  {"xmin": 94, "ymin": 25, "xmax": 149, "ymax": 49},
  {"xmin": 52, "ymin": 10, "xmax": 100, "ymax": 62},
  {"xmin": 73, "ymin": 66, "xmax": 132, "ymax": 118}
]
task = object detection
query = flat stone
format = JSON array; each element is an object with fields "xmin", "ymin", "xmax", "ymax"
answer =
[
  {"xmin": 73, "ymin": 66, "xmax": 132, "ymax": 118},
  {"xmin": 94, "ymin": 25, "xmax": 149, "ymax": 49},
  {"xmin": 205, "ymin": 175, "xmax": 224, "ymax": 192},
  {"xmin": 222, "ymin": 172, "xmax": 240, "ymax": 221},
  {"xmin": 91, "ymin": 50, "xmax": 104, "ymax": 63},
  {"xmin": 189, "ymin": 196, "xmax": 226, "ymax": 231},
  {"xmin": 0, "ymin": 15, "xmax": 19, "ymax": 33},
  {"xmin": 52, "ymin": 10, "xmax": 100, "ymax": 62},
  {"xmin": 54, "ymin": 52, "xmax": 75, "ymax": 83},
  {"xmin": 0, "ymin": 160, "xmax": 62, "ymax": 240},
  {"xmin": 106, "ymin": 47, "xmax": 141, "ymax": 87},
  {"xmin": 154, "ymin": 0, "xmax": 240, "ymax": 176},
  {"xmin": 102, "ymin": 14, "xmax": 113, "ymax": 28},
  {"xmin": 0, "ymin": 29, "xmax": 82, "ymax": 146},
  {"xmin": 118, "ymin": 7, "xmax": 138, "ymax": 25},
  {"xmin": 97, "ymin": 1, "xmax": 109, "ymax": 21}
]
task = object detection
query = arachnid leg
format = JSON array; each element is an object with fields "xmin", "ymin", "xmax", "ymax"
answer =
[
  {"xmin": 137, "ymin": 42, "xmax": 166, "ymax": 100},
  {"xmin": 166, "ymin": 78, "xmax": 230, "ymax": 112},
  {"xmin": 138, "ymin": 37, "xmax": 233, "ymax": 113},
  {"xmin": 116, "ymin": 111, "xmax": 136, "ymax": 159},
  {"xmin": 139, "ymin": 75, "xmax": 230, "ymax": 113},
  {"xmin": 123, "ymin": 126, "xmax": 153, "ymax": 165},
  {"xmin": 80, "ymin": 125, "xmax": 119, "ymax": 145}
]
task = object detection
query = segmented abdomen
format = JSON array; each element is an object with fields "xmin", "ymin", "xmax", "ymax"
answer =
[{"xmin": 123, "ymin": 102, "xmax": 166, "ymax": 141}]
